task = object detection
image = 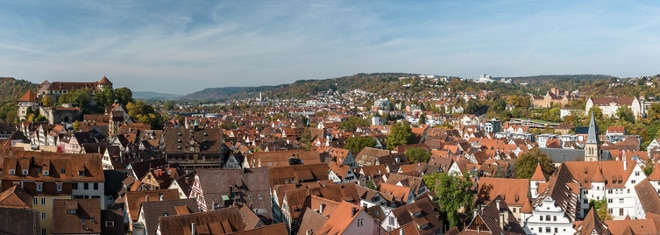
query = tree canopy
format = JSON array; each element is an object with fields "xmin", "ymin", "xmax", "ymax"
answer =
[
  {"xmin": 422, "ymin": 172, "xmax": 474, "ymax": 229},
  {"xmin": 405, "ymin": 147, "xmax": 431, "ymax": 163},
  {"xmin": 126, "ymin": 100, "xmax": 163, "ymax": 129},
  {"xmin": 344, "ymin": 136, "xmax": 376, "ymax": 153},
  {"xmin": 386, "ymin": 122, "xmax": 413, "ymax": 150},
  {"xmin": 516, "ymin": 148, "xmax": 556, "ymax": 179}
]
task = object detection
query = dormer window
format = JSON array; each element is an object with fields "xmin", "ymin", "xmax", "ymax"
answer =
[
  {"xmin": 36, "ymin": 182, "xmax": 43, "ymax": 192},
  {"xmin": 9, "ymin": 169, "xmax": 15, "ymax": 175},
  {"xmin": 61, "ymin": 168, "xmax": 66, "ymax": 174},
  {"xmin": 78, "ymin": 171, "xmax": 85, "ymax": 176},
  {"xmin": 22, "ymin": 170, "xmax": 29, "ymax": 175},
  {"xmin": 43, "ymin": 170, "xmax": 49, "ymax": 176},
  {"xmin": 67, "ymin": 209, "xmax": 76, "ymax": 214}
]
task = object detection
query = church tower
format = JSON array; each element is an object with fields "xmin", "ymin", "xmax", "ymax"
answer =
[{"xmin": 585, "ymin": 113, "xmax": 600, "ymax": 161}]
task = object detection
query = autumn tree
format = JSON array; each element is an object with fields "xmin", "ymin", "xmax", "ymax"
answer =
[
  {"xmin": 126, "ymin": 100, "xmax": 163, "ymax": 129},
  {"xmin": 405, "ymin": 147, "xmax": 431, "ymax": 163},
  {"xmin": 41, "ymin": 94, "xmax": 54, "ymax": 107},
  {"xmin": 515, "ymin": 148, "xmax": 556, "ymax": 179},
  {"xmin": 386, "ymin": 122, "xmax": 413, "ymax": 150},
  {"xmin": 422, "ymin": 172, "xmax": 474, "ymax": 229},
  {"xmin": 345, "ymin": 136, "xmax": 376, "ymax": 153},
  {"xmin": 339, "ymin": 116, "xmax": 370, "ymax": 131},
  {"xmin": 299, "ymin": 128, "xmax": 312, "ymax": 151}
]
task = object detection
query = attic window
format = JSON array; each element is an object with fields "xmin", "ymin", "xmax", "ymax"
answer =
[
  {"xmin": 163, "ymin": 213, "xmax": 169, "ymax": 217},
  {"xmin": 177, "ymin": 146, "xmax": 182, "ymax": 150},
  {"xmin": 22, "ymin": 170, "xmax": 29, "ymax": 175},
  {"xmin": 43, "ymin": 170, "xmax": 49, "ymax": 176},
  {"xmin": 67, "ymin": 209, "xmax": 76, "ymax": 214},
  {"xmin": 61, "ymin": 168, "xmax": 66, "ymax": 174},
  {"xmin": 177, "ymin": 139, "xmax": 181, "ymax": 143},
  {"xmin": 78, "ymin": 170, "xmax": 85, "ymax": 176},
  {"xmin": 203, "ymin": 132, "xmax": 207, "ymax": 136},
  {"xmin": 178, "ymin": 132, "xmax": 181, "ymax": 136},
  {"xmin": 8, "ymin": 169, "xmax": 15, "ymax": 175}
]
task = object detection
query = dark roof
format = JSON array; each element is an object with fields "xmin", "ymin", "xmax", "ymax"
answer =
[
  {"xmin": 52, "ymin": 199, "xmax": 102, "ymax": 234},
  {"xmin": 635, "ymin": 179, "xmax": 660, "ymax": 215},
  {"xmin": 139, "ymin": 198, "xmax": 199, "ymax": 235},
  {"xmin": 129, "ymin": 158, "xmax": 169, "ymax": 180},
  {"xmin": 194, "ymin": 168, "xmax": 272, "ymax": 219},
  {"xmin": 538, "ymin": 148, "xmax": 585, "ymax": 163}
]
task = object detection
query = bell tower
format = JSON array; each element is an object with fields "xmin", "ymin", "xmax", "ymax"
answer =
[{"xmin": 585, "ymin": 113, "xmax": 600, "ymax": 161}]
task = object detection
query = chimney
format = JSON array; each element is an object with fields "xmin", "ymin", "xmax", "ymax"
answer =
[
  {"xmin": 320, "ymin": 203, "xmax": 325, "ymax": 214},
  {"xmin": 623, "ymin": 151, "xmax": 627, "ymax": 171},
  {"xmin": 191, "ymin": 223, "xmax": 196, "ymax": 235}
]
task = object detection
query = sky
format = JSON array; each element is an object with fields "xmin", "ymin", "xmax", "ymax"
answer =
[{"xmin": 1, "ymin": 1, "xmax": 660, "ymax": 94}]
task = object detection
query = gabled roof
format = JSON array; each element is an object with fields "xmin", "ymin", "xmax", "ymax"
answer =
[
  {"xmin": 0, "ymin": 185, "xmax": 32, "ymax": 209},
  {"xmin": 634, "ymin": 179, "xmax": 660, "ymax": 215},
  {"xmin": 316, "ymin": 201, "xmax": 363, "ymax": 235},
  {"xmin": 17, "ymin": 90, "xmax": 39, "ymax": 103},
  {"xmin": 98, "ymin": 76, "xmax": 112, "ymax": 85},
  {"xmin": 389, "ymin": 196, "xmax": 443, "ymax": 235},
  {"xmin": 464, "ymin": 195, "xmax": 525, "ymax": 235},
  {"xmin": 574, "ymin": 206, "xmax": 610, "ymax": 235},
  {"xmin": 534, "ymin": 164, "xmax": 579, "ymax": 221},
  {"xmin": 157, "ymin": 207, "xmax": 246, "ymax": 235},
  {"xmin": 476, "ymin": 177, "xmax": 529, "ymax": 208},
  {"xmin": 140, "ymin": 198, "xmax": 199, "ymax": 235},
  {"xmin": 125, "ymin": 189, "xmax": 180, "ymax": 222}
]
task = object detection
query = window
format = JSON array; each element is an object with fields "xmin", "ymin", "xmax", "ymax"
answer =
[
  {"xmin": 84, "ymin": 183, "xmax": 88, "ymax": 190},
  {"xmin": 248, "ymin": 195, "xmax": 252, "ymax": 200},
  {"xmin": 41, "ymin": 212, "xmax": 46, "ymax": 219},
  {"xmin": 33, "ymin": 198, "xmax": 37, "ymax": 205},
  {"xmin": 56, "ymin": 182, "xmax": 62, "ymax": 192},
  {"xmin": 105, "ymin": 221, "xmax": 115, "ymax": 227},
  {"xmin": 78, "ymin": 171, "xmax": 85, "ymax": 176},
  {"xmin": 546, "ymin": 227, "xmax": 551, "ymax": 233},
  {"xmin": 608, "ymin": 208, "xmax": 613, "ymax": 214},
  {"xmin": 41, "ymin": 198, "xmax": 46, "ymax": 205},
  {"xmin": 43, "ymin": 170, "xmax": 49, "ymax": 176},
  {"xmin": 9, "ymin": 169, "xmax": 15, "ymax": 175},
  {"xmin": 258, "ymin": 194, "xmax": 263, "ymax": 200},
  {"xmin": 163, "ymin": 213, "xmax": 169, "ymax": 217},
  {"xmin": 68, "ymin": 209, "xmax": 76, "ymax": 214},
  {"xmin": 538, "ymin": 227, "xmax": 542, "ymax": 232},
  {"xmin": 94, "ymin": 183, "xmax": 98, "ymax": 190},
  {"xmin": 553, "ymin": 216, "xmax": 557, "ymax": 221},
  {"xmin": 545, "ymin": 215, "xmax": 550, "ymax": 221},
  {"xmin": 608, "ymin": 199, "xmax": 613, "ymax": 203},
  {"xmin": 555, "ymin": 228, "xmax": 558, "ymax": 233},
  {"xmin": 42, "ymin": 229, "xmax": 46, "ymax": 235},
  {"xmin": 389, "ymin": 216, "xmax": 395, "ymax": 225},
  {"xmin": 620, "ymin": 198, "xmax": 624, "ymax": 203},
  {"xmin": 22, "ymin": 170, "xmax": 29, "ymax": 175},
  {"xmin": 636, "ymin": 172, "xmax": 640, "ymax": 176},
  {"xmin": 632, "ymin": 180, "xmax": 636, "ymax": 184},
  {"xmin": 620, "ymin": 208, "xmax": 624, "ymax": 216},
  {"xmin": 540, "ymin": 215, "xmax": 543, "ymax": 221},
  {"xmin": 36, "ymin": 183, "xmax": 42, "ymax": 192},
  {"xmin": 72, "ymin": 183, "xmax": 78, "ymax": 190},
  {"xmin": 61, "ymin": 168, "xmax": 65, "ymax": 174}
]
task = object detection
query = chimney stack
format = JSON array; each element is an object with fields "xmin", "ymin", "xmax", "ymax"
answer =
[{"xmin": 320, "ymin": 203, "xmax": 325, "ymax": 214}]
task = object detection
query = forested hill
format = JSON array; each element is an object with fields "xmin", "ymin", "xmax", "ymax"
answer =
[
  {"xmin": 0, "ymin": 77, "xmax": 38, "ymax": 121},
  {"xmin": 183, "ymin": 73, "xmax": 627, "ymax": 101}
]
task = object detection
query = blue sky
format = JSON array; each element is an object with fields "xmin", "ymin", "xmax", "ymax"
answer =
[{"xmin": 1, "ymin": 1, "xmax": 659, "ymax": 94}]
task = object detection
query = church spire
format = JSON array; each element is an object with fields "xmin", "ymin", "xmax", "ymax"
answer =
[{"xmin": 585, "ymin": 112, "xmax": 600, "ymax": 161}]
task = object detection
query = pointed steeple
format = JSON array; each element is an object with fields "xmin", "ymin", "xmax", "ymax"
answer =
[
  {"xmin": 586, "ymin": 112, "xmax": 599, "ymax": 145},
  {"xmin": 585, "ymin": 113, "xmax": 601, "ymax": 161}
]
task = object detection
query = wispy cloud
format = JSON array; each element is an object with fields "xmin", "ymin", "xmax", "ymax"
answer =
[{"xmin": 1, "ymin": 1, "xmax": 659, "ymax": 94}]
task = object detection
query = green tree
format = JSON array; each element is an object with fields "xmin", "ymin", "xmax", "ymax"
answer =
[
  {"xmin": 162, "ymin": 100, "xmax": 176, "ymax": 111},
  {"xmin": 386, "ymin": 122, "xmax": 412, "ymax": 150},
  {"xmin": 418, "ymin": 113, "xmax": 427, "ymax": 125},
  {"xmin": 300, "ymin": 128, "xmax": 312, "ymax": 151},
  {"xmin": 365, "ymin": 180, "xmax": 377, "ymax": 190},
  {"xmin": 588, "ymin": 106, "xmax": 604, "ymax": 120},
  {"xmin": 648, "ymin": 103, "xmax": 660, "ymax": 121},
  {"xmin": 126, "ymin": 100, "xmax": 163, "ymax": 129},
  {"xmin": 73, "ymin": 120, "xmax": 80, "ymax": 131},
  {"xmin": 405, "ymin": 147, "xmax": 431, "ymax": 163},
  {"xmin": 113, "ymin": 87, "xmax": 134, "ymax": 105},
  {"xmin": 339, "ymin": 116, "xmax": 370, "ymax": 131},
  {"xmin": 41, "ymin": 94, "xmax": 54, "ymax": 107},
  {"xmin": 515, "ymin": 148, "xmax": 556, "ymax": 179},
  {"xmin": 616, "ymin": 106, "xmax": 635, "ymax": 123},
  {"xmin": 423, "ymin": 172, "xmax": 474, "ymax": 229},
  {"xmin": 589, "ymin": 199, "xmax": 612, "ymax": 220},
  {"xmin": 93, "ymin": 87, "xmax": 114, "ymax": 108},
  {"xmin": 344, "ymin": 136, "xmax": 376, "ymax": 153}
]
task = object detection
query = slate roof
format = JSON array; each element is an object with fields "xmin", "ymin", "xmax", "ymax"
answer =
[
  {"xmin": 463, "ymin": 195, "xmax": 525, "ymax": 235},
  {"xmin": 194, "ymin": 168, "xmax": 271, "ymax": 219},
  {"xmin": 389, "ymin": 196, "xmax": 443, "ymax": 235},
  {"xmin": 125, "ymin": 189, "xmax": 180, "ymax": 223}
]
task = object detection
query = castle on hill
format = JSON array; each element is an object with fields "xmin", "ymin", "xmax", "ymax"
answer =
[{"xmin": 17, "ymin": 76, "xmax": 114, "ymax": 124}]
